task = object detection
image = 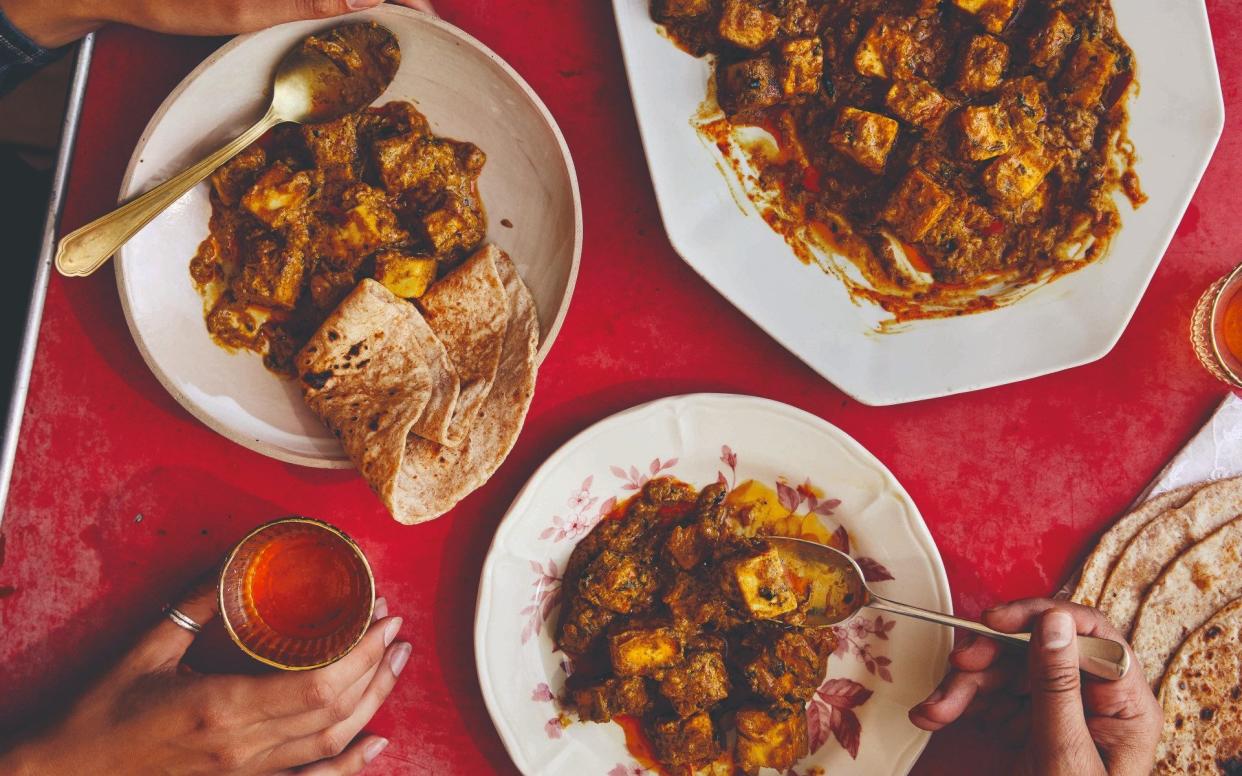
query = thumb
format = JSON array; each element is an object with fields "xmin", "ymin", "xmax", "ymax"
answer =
[
  {"xmin": 1027, "ymin": 609, "xmax": 1094, "ymax": 773},
  {"xmin": 128, "ymin": 575, "xmax": 221, "ymax": 672}
]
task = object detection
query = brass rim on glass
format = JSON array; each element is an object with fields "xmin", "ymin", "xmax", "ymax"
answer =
[
  {"xmin": 218, "ymin": 517, "xmax": 375, "ymax": 671},
  {"xmin": 1191, "ymin": 263, "xmax": 1242, "ymax": 388}
]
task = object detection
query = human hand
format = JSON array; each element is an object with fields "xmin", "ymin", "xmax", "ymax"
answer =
[
  {"xmin": 0, "ymin": 0, "xmax": 436, "ymax": 49},
  {"xmin": 0, "ymin": 580, "xmax": 410, "ymax": 775},
  {"xmin": 909, "ymin": 599, "xmax": 1162, "ymax": 776}
]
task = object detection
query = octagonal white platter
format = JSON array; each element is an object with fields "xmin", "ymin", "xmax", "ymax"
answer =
[
  {"xmin": 115, "ymin": 6, "xmax": 581, "ymax": 467},
  {"xmin": 476, "ymin": 394, "xmax": 952, "ymax": 775},
  {"xmin": 612, "ymin": 0, "xmax": 1224, "ymax": 405}
]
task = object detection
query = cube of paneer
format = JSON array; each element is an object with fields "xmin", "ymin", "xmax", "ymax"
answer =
[
  {"xmin": 1062, "ymin": 38, "xmax": 1118, "ymax": 108},
  {"xmin": 717, "ymin": 56, "xmax": 781, "ymax": 116},
  {"xmin": 321, "ymin": 184, "xmax": 407, "ymax": 269},
  {"xmin": 951, "ymin": 0, "xmax": 1016, "ymax": 34},
  {"xmin": 854, "ymin": 19, "xmax": 916, "ymax": 81},
  {"xmin": 557, "ymin": 597, "xmax": 616, "ymax": 656},
  {"xmin": 999, "ymin": 76, "xmax": 1047, "ymax": 135},
  {"xmin": 652, "ymin": 0, "xmax": 710, "ymax": 20},
  {"xmin": 301, "ymin": 115, "xmax": 358, "ymax": 182},
  {"xmin": 735, "ymin": 705, "xmax": 809, "ymax": 775},
  {"xmin": 717, "ymin": 0, "xmax": 780, "ymax": 51},
  {"xmin": 830, "ymin": 107, "xmax": 899, "ymax": 175},
  {"xmin": 421, "ymin": 192, "xmax": 485, "ymax": 256},
  {"xmin": 572, "ymin": 676, "xmax": 653, "ymax": 723},
  {"xmin": 373, "ymin": 250, "xmax": 437, "ymax": 299},
  {"xmin": 609, "ymin": 626, "xmax": 683, "ymax": 677},
  {"xmin": 648, "ymin": 712, "xmax": 720, "ymax": 766},
  {"xmin": 211, "ymin": 145, "xmax": 267, "ymax": 206},
  {"xmin": 881, "ymin": 169, "xmax": 952, "ymax": 242},
  {"xmin": 958, "ymin": 104, "xmax": 1014, "ymax": 161},
  {"xmin": 664, "ymin": 572, "xmax": 737, "ymax": 631},
  {"xmin": 957, "ymin": 35, "xmax": 1008, "ymax": 96},
  {"xmin": 1029, "ymin": 10, "xmax": 1076, "ymax": 72},
  {"xmin": 886, "ymin": 79, "xmax": 951, "ymax": 132},
  {"xmin": 740, "ymin": 630, "xmax": 828, "ymax": 703},
  {"xmin": 579, "ymin": 549, "xmax": 658, "ymax": 614},
  {"xmin": 982, "ymin": 146, "xmax": 1053, "ymax": 204},
  {"xmin": 241, "ymin": 164, "xmax": 316, "ymax": 228},
  {"xmin": 777, "ymin": 38, "xmax": 823, "ymax": 97},
  {"xmin": 721, "ymin": 545, "xmax": 798, "ymax": 619},
  {"xmin": 232, "ymin": 231, "xmax": 307, "ymax": 310},
  {"xmin": 659, "ymin": 651, "xmax": 730, "ymax": 717}
]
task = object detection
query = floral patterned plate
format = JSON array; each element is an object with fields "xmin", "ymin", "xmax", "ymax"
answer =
[{"xmin": 474, "ymin": 394, "xmax": 952, "ymax": 775}]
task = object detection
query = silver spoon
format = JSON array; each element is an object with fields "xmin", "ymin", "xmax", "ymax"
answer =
[
  {"xmin": 767, "ymin": 536, "xmax": 1130, "ymax": 680},
  {"xmin": 54, "ymin": 21, "xmax": 400, "ymax": 278}
]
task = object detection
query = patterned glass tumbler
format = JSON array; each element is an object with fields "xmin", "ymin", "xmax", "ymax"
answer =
[{"xmin": 1192, "ymin": 263, "xmax": 1242, "ymax": 388}]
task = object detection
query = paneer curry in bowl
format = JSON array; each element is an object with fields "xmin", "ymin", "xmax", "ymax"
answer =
[
  {"xmin": 190, "ymin": 100, "xmax": 487, "ymax": 375},
  {"xmin": 651, "ymin": 0, "xmax": 1142, "ymax": 320},
  {"xmin": 557, "ymin": 477, "xmax": 841, "ymax": 774}
]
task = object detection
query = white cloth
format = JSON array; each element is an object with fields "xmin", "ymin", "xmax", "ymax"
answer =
[{"xmin": 1143, "ymin": 393, "xmax": 1242, "ymax": 500}]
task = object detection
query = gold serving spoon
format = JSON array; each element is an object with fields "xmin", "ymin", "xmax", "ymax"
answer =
[
  {"xmin": 55, "ymin": 22, "xmax": 400, "ymax": 277},
  {"xmin": 767, "ymin": 536, "xmax": 1131, "ymax": 680}
]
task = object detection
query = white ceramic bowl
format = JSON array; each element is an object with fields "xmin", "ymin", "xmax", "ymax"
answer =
[
  {"xmin": 613, "ymin": 0, "xmax": 1224, "ymax": 405},
  {"xmin": 116, "ymin": 6, "xmax": 582, "ymax": 466},
  {"xmin": 476, "ymin": 394, "xmax": 952, "ymax": 775}
]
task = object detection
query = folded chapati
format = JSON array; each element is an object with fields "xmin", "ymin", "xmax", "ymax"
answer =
[
  {"xmin": 1130, "ymin": 514, "xmax": 1242, "ymax": 686},
  {"xmin": 1097, "ymin": 476, "xmax": 1242, "ymax": 635},
  {"xmin": 296, "ymin": 246, "xmax": 539, "ymax": 525},
  {"xmin": 1070, "ymin": 485, "xmax": 1198, "ymax": 610},
  {"xmin": 295, "ymin": 279, "xmax": 455, "ymax": 495},
  {"xmin": 418, "ymin": 244, "xmax": 508, "ymax": 448},
  {"xmin": 389, "ymin": 248, "xmax": 539, "ymax": 524},
  {"xmin": 1154, "ymin": 597, "xmax": 1242, "ymax": 775}
]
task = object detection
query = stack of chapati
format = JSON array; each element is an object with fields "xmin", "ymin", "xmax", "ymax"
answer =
[
  {"xmin": 296, "ymin": 244, "xmax": 539, "ymax": 524},
  {"xmin": 1070, "ymin": 477, "xmax": 1242, "ymax": 774}
]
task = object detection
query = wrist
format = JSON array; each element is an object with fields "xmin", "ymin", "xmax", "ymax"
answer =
[{"xmin": 0, "ymin": 0, "xmax": 102, "ymax": 48}]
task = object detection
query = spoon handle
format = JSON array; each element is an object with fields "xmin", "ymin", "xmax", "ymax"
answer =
[
  {"xmin": 54, "ymin": 108, "xmax": 282, "ymax": 278},
  {"xmin": 868, "ymin": 595, "xmax": 1130, "ymax": 681}
]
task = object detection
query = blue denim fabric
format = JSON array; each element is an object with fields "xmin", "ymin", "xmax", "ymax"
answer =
[{"xmin": 0, "ymin": 7, "xmax": 63, "ymax": 97}]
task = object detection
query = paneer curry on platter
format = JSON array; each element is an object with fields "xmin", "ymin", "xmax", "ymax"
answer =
[
  {"xmin": 651, "ymin": 0, "xmax": 1143, "ymax": 320},
  {"xmin": 190, "ymin": 98, "xmax": 486, "ymax": 375},
  {"xmin": 557, "ymin": 477, "xmax": 842, "ymax": 774}
]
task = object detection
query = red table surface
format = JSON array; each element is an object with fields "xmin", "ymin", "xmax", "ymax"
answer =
[{"xmin": 1, "ymin": 2, "xmax": 1239, "ymax": 773}]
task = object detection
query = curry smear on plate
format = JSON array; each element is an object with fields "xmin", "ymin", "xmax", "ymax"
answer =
[
  {"xmin": 653, "ymin": 0, "xmax": 1143, "ymax": 323},
  {"xmin": 189, "ymin": 99, "xmax": 487, "ymax": 375},
  {"xmin": 557, "ymin": 476, "xmax": 862, "ymax": 775}
]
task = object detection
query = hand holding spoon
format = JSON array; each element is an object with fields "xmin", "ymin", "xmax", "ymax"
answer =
[
  {"xmin": 54, "ymin": 22, "xmax": 400, "ymax": 277},
  {"xmin": 766, "ymin": 536, "xmax": 1131, "ymax": 680}
]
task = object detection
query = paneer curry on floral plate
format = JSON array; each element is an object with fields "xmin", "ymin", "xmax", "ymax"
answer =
[
  {"xmin": 475, "ymin": 394, "xmax": 952, "ymax": 775},
  {"xmin": 114, "ymin": 6, "xmax": 581, "ymax": 466},
  {"xmin": 613, "ymin": 0, "xmax": 1223, "ymax": 405}
]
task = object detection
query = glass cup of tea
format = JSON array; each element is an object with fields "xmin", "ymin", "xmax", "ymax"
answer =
[
  {"xmin": 1191, "ymin": 263, "xmax": 1242, "ymax": 388},
  {"xmin": 218, "ymin": 517, "xmax": 375, "ymax": 671}
]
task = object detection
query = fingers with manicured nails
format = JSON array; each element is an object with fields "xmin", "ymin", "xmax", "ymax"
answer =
[
  {"xmin": 909, "ymin": 665, "xmax": 1010, "ymax": 730},
  {"xmin": 129, "ymin": 575, "xmax": 220, "ymax": 672},
  {"xmin": 1027, "ymin": 609, "xmax": 1098, "ymax": 774},
  {"xmin": 256, "ymin": 616, "xmax": 402, "ymax": 719},
  {"xmin": 268, "ymin": 641, "xmax": 410, "ymax": 771},
  {"xmin": 274, "ymin": 735, "xmax": 389, "ymax": 775}
]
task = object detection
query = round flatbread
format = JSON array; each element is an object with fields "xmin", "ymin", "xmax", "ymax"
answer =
[
  {"xmin": 1130, "ymin": 514, "xmax": 1242, "ymax": 686},
  {"xmin": 1098, "ymin": 476, "xmax": 1242, "ymax": 636},
  {"xmin": 389, "ymin": 248, "xmax": 539, "ymax": 524},
  {"xmin": 1070, "ymin": 485, "xmax": 1199, "ymax": 610},
  {"xmin": 296, "ymin": 279, "xmax": 444, "ymax": 495},
  {"xmin": 418, "ymin": 244, "xmax": 508, "ymax": 448},
  {"xmin": 1154, "ymin": 597, "xmax": 1242, "ymax": 775}
]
